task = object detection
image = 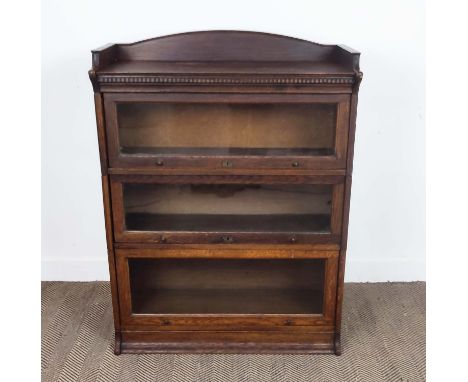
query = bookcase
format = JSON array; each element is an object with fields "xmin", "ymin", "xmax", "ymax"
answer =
[{"xmin": 89, "ymin": 31, "xmax": 362, "ymax": 354}]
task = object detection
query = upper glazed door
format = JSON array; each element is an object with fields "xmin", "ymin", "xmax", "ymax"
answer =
[{"xmin": 104, "ymin": 93, "xmax": 350, "ymax": 170}]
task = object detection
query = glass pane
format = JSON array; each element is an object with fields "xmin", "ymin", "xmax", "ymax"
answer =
[
  {"xmin": 118, "ymin": 103, "xmax": 337, "ymax": 156},
  {"xmin": 129, "ymin": 258, "xmax": 325, "ymax": 314},
  {"xmin": 123, "ymin": 183, "xmax": 332, "ymax": 233}
]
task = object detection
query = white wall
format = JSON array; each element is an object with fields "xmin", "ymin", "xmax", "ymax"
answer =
[{"xmin": 42, "ymin": 0, "xmax": 425, "ymax": 281}]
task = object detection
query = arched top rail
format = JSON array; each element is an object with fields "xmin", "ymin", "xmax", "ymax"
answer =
[{"xmin": 90, "ymin": 31, "xmax": 360, "ymax": 89}]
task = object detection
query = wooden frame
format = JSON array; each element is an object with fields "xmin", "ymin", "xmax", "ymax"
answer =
[
  {"xmin": 115, "ymin": 248, "xmax": 339, "ymax": 328},
  {"xmin": 104, "ymin": 93, "xmax": 350, "ymax": 170},
  {"xmin": 89, "ymin": 31, "xmax": 362, "ymax": 355},
  {"xmin": 115, "ymin": 247, "xmax": 338, "ymax": 354},
  {"xmin": 109, "ymin": 174, "xmax": 345, "ymax": 244}
]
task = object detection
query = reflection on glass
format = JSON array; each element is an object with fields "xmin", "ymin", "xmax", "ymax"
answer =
[
  {"xmin": 129, "ymin": 258, "xmax": 325, "ymax": 314},
  {"xmin": 117, "ymin": 103, "xmax": 337, "ymax": 156},
  {"xmin": 123, "ymin": 183, "xmax": 332, "ymax": 233}
]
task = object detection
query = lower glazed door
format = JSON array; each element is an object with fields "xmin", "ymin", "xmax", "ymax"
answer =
[{"xmin": 115, "ymin": 247, "xmax": 339, "ymax": 330}]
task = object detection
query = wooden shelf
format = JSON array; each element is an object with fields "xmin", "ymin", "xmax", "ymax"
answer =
[
  {"xmin": 129, "ymin": 258, "xmax": 326, "ymax": 315},
  {"xmin": 132, "ymin": 288, "xmax": 324, "ymax": 314},
  {"xmin": 125, "ymin": 213, "xmax": 330, "ymax": 233},
  {"xmin": 121, "ymin": 147, "xmax": 335, "ymax": 156}
]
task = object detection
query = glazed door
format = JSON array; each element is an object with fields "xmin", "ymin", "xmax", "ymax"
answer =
[
  {"xmin": 110, "ymin": 175, "xmax": 344, "ymax": 244},
  {"xmin": 115, "ymin": 248, "xmax": 338, "ymax": 329},
  {"xmin": 104, "ymin": 93, "xmax": 350, "ymax": 170}
]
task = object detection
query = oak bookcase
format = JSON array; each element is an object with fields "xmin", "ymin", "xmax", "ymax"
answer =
[{"xmin": 89, "ymin": 31, "xmax": 362, "ymax": 354}]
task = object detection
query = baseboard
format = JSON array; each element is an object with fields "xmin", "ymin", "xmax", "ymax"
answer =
[
  {"xmin": 345, "ymin": 258, "xmax": 425, "ymax": 282},
  {"xmin": 42, "ymin": 258, "xmax": 110, "ymax": 281},
  {"xmin": 41, "ymin": 257, "xmax": 425, "ymax": 282}
]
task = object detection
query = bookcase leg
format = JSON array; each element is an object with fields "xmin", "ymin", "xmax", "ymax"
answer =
[
  {"xmin": 114, "ymin": 331, "xmax": 122, "ymax": 355},
  {"xmin": 334, "ymin": 333, "xmax": 342, "ymax": 356}
]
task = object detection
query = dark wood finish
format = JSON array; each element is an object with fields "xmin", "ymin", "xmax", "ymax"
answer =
[
  {"xmin": 93, "ymin": 89, "xmax": 122, "ymax": 353},
  {"xmin": 120, "ymin": 331, "xmax": 335, "ymax": 354},
  {"xmin": 97, "ymin": 31, "xmax": 353, "ymax": 62},
  {"xmin": 101, "ymin": 176, "xmax": 121, "ymax": 355},
  {"xmin": 89, "ymin": 31, "xmax": 362, "ymax": 355},
  {"xmin": 113, "ymin": 243, "xmax": 340, "ymax": 251},
  {"xmin": 110, "ymin": 174, "xmax": 345, "ymax": 183},
  {"xmin": 93, "ymin": 94, "xmax": 108, "ymax": 174},
  {"xmin": 334, "ymin": 71, "xmax": 363, "ymax": 355}
]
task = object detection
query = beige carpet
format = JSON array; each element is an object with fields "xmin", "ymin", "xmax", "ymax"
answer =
[{"xmin": 41, "ymin": 282, "xmax": 425, "ymax": 382}]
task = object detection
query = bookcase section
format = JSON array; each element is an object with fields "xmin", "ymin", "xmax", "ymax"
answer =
[
  {"xmin": 104, "ymin": 93, "xmax": 351, "ymax": 170},
  {"xmin": 90, "ymin": 31, "xmax": 362, "ymax": 354}
]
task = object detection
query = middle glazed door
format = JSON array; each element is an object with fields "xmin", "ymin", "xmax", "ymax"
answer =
[{"xmin": 110, "ymin": 175, "xmax": 344, "ymax": 244}]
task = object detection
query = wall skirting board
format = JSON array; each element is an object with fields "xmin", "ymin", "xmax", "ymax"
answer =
[{"xmin": 41, "ymin": 257, "xmax": 425, "ymax": 282}]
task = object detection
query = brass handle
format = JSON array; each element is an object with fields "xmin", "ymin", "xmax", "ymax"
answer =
[
  {"xmin": 222, "ymin": 160, "xmax": 233, "ymax": 168},
  {"xmin": 284, "ymin": 319, "xmax": 293, "ymax": 326},
  {"xmin": 156, "ymin": 159, "xmax": 164, "ymax": 166},
  {"xmin": 161, "ymin": 319, "xmax": 171, "ymax": 326},
  {"xmin": 292, "ymin": 161, "xmax": 299, "ymax": 167}
]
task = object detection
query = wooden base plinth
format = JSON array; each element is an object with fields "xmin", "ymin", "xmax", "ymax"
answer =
[{"xmin": 115, "ymin": 330, "xmax": 338, "ymax": 354}]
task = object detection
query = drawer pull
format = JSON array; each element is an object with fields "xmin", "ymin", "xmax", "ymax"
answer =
[
  {"xmin": 161, "ymin": 319, "xmax": 171, "ymax": 326},
  {"xmin": 284, "ymin": 319, "xmax": 293, "ymax": 326},
  {"xmin": 221, "ymin": 236, "xmax": 234, "ymax": 243},
  {"xmin": 222, "ymin": 160, "xmax": 233, "ymax": 168},
  {"xmin": 292, "ymin": 161, "xmax": 299, "ymax": 167},
  {"xmin": 290, "ymin": 237, "xmax": 297, "ymax": 243},
  {"xmin": 156, "ymin": 159, "xmax": 164, "ymax": 166}
]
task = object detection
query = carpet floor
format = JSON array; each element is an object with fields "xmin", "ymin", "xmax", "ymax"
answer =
[{"xmin": 41, "ymin": 282, "xmax": 425, "ymax": 382}]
